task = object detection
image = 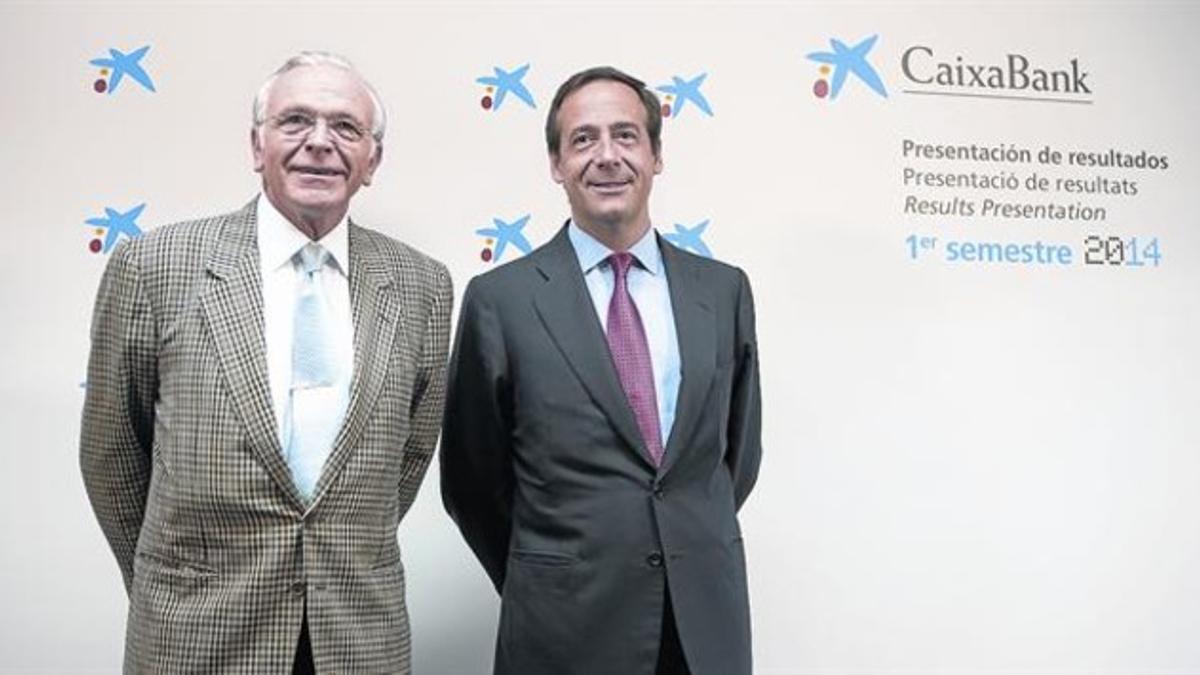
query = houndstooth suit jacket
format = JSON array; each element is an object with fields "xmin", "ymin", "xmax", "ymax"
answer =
[{"xmin": 80, "ymin": 199, "xmax": 452, "ymax": 673}]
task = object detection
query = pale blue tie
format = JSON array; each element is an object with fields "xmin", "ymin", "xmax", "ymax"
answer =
[{"xmin": 285, "ymin": 243, "xmax": 345, "ymax": 499}]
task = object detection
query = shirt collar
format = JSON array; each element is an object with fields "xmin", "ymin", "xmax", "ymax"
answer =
[
  {"xmin": 255, "ymin": 194, "xmax": 350, "ymax": 277},
  {"xmin": 567, "ymin": 220, "xmax": 662, "ymax": 276}
]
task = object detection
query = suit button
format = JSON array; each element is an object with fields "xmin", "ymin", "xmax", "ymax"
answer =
[
  {"xmin": 653, "ymin": 485, "xmax": 664, "ymax": 500},
  {"xmin": 647, "ymin": 552, "xmax": 664, "ymax": 568},
  {"xmin": 290, "ymin": 582, "xmax": 305, "ymax": 596}
]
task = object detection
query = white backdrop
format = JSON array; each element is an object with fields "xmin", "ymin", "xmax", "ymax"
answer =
[{"xmin": 1, "ymin": 1, "xmax": 1198, "ymax": 673}]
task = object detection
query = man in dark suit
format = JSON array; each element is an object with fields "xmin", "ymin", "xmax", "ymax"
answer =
[
  {"xmin": 441, "ymin": 66, "xmax": 762, "ymax": 675},
  {"xmin": 80, "ymin": 52, "xmax": 451, "ymax": 673}
]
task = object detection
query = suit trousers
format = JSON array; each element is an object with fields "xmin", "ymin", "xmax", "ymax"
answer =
[
  {"xmin": 657, "ymin": 587, "xmax": 691, "ymax": 675},
  {"xmin": 287, "ymin": 603, "xmax": 687, "ymax": 675},
  {"xmin": 292, "ymin": 611, "xmax": 315, "ymax": 675},
  {"xmin": 290, "ymin": 605, "xmax": 684, "ymax": 675}
]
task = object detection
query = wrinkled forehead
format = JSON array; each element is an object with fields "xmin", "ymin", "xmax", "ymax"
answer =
[{"xmin": 266, "ymin": 64, "xmax": 374, "ymax": 122}]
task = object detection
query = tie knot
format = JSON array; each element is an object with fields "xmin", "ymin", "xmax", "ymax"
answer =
[
  {"xmin": 608, "ymin": 252, "xmax": 636, "ymax": 280},
  {"xmin": 298, "ymin": 243, "xmax": 329, "ymax": 275}
]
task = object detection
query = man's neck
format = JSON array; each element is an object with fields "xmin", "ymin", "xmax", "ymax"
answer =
[
  {"xmin": 263, "ymin": 193, "xmax": 345, "ymax": 242},
  {"xmin": 573, "ymin": 216, "xmax": 651, "ymax": 253}
]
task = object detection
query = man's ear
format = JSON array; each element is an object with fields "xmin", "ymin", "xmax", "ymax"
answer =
[
  {"xmin": 363, "ymin": 144, "xmax": 383, "ymax": 186},
  {"xmin": 251, "ymin": 128, "xmax": 264, "ymax": 173},
  {"xmin": 549, "ymin": 152, "xmax": 565, "ymax": 184}
]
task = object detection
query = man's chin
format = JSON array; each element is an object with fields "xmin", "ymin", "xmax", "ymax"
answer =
[
  {"xmin": 574, "ymin": 211, "xmax": 632, "ymax": 235},
  {"xmin": 286, "ymin": 189, "xmax": 348, "ymax": 211},
  {"xmin": 577, "ymin": 200, "xmax": 629, "ymax": 222},
  {"xmin": 273, "ymin": 190, "xmax": 351, "ymax": 226}
]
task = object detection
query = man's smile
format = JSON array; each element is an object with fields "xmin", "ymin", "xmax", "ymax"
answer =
[
  {"xmin": 587, "ymin": 178, "xmax": 633, "ymax": 194},
  {"xmin": 290, "ymin": 165, "xmax": 346, "ymax": 177}
]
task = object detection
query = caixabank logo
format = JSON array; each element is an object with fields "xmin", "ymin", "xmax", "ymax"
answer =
[
  {"xmin": 476, "ymin": 214, "xmax": 533, "ymax": 263},
  {"xmin": 807, "ymin": 35, "xmax": 888, "ymax": 101},
  {"xmin": 806, "ymin": 34, "xmax": 1093, "ymax": 105},
  {"xmin": 656, "ymin": 73, "xmax": 713, "ymax": 119},
  {"xmin": 476, "ymin": 64, "xmax": 536, "ymax": 112},
  {"xmin": 663, "ymin": 220, "xmax": 713, "ymax": 258},
  {"xmin": 84, "ymin": 203, "xmax": 146, "ymax": 254},
  {"xmin": 88, "ymin": 45, "xmax": 156, "ymax": 95},
  {"xmin": 899, "ymin": 45, "xmax": 1092, "ymax": 103}
]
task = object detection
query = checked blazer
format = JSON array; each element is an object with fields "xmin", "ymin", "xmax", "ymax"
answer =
[{"xmin": 80, "ymin": 200, "xmax": 452, "ymax": 673}]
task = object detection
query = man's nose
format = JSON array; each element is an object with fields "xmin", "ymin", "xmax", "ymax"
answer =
[
  {"xmin": 595, "ymin": 136, "xmax": 619, "ymax": 167},
  {"xmin": 304, "ymin": 118, "xmax": 335, "ymax": 152}
]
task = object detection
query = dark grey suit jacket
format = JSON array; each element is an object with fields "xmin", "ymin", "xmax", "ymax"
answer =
[{"xmin": 441, "ymin": 225, "xmax": 761, "ymax": 675}]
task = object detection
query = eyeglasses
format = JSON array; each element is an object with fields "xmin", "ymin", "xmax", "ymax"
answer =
[{"xmin": 268, "ymin": 111, "xmax": 371, "ymax": 143}]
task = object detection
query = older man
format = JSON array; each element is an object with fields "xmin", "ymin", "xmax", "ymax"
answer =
[
  {"xmin": 80, "ymin": 51, "xmax": 451, "ymax": 673},
  {"xmin": 442, "ymin": 66, "xmax": 762, "ymax": 675}
]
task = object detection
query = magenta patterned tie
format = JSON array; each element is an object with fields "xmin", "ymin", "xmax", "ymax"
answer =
[{"xmin": 605, "ymin": 252, "xmax": 664, "ymax": 466}]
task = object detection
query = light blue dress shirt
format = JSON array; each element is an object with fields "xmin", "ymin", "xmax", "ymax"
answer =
[{"xmin": 568, "ymin": 222, "xmax": 682, "ymax": 447}]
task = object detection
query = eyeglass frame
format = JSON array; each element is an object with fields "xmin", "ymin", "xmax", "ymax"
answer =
[{"xmin": 261, "ymin": 107, "xmax": 376, "ymax": 145}]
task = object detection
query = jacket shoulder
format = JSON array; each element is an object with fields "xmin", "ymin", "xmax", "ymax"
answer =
[
  {"xmin": 662, "ymin": 239, "xmax": 752, "ymax": 289},
  {"xmin": 472, "ymin": 245, "xmax": 540, "ymax": 281},
  {"xmin": 352, "ymin": 226, "xmax": 444, "ymax": 271},
  {"xmin": 351, "ymin": 225, "xmax": 452, "ymax": 294},
  {"xmin": 458, "ymin": 225, "xmax": 552, "ymax": 294},
  {"xmin": 118, "ymin": 208, "xmax": 245, "ymax": 271}
]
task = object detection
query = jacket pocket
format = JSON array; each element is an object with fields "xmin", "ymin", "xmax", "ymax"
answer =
[
  {"xmin": 133, "ymin": 550, "xmax": 217, "ymax": 600},
  {"xmin": 506, "ymin": 549, "xmax": 577, "ymax": 598},
  {"xmin": 509, "ymin": 549, "xmax": 576, "ymax": 568},
  {"xmin": 371, "ymin": 546, "xmax": 405, "ymax": 575},
  {"xmin": 135, "ymin": 550, "xmax": 216, "ymax": 578}
]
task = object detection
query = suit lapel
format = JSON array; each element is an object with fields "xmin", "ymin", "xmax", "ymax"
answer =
[
  {"xmin": 201, "ymin": 201, "xmax": 307, "ymax": 509},
  {"xmin": 532, "ymin": 226, "xmax": 650, "ymax": 466},
  {"xmin": 308, "ymin": 223, "xmax": 405, "ymax": 507},
  {"xmin": 659, "ymin": 237, "xmax": 716, "ymax": 477}
]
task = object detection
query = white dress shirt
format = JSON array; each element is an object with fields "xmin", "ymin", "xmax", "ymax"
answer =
[
  {"xmin": 567, "ymin": 222, "xmax": 682, "ymax": 447},
  {"xmin": 256, "ymin": 196, "xmax": 355, "ymax": 450}
]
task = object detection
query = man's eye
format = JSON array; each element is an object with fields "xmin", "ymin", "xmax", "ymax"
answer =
[
  {"xmin": 277, "ymin": 114, "xmax": 312, "ymax": 130},
  {"xmin": 332, "ymin": 120, "xmax": 365, "ymax": 141}
]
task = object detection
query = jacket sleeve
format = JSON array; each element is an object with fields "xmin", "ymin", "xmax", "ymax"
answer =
[
  {"xmin": 726, "ymin": 269, "xmax": 762, "ymax": 510},
  {"xmin": 396, "ymin": 264, "xmax": 454, "ymax": 520},
  {"xmin": 440, "ymin": 278, "xmax": 515, "ymax": 593},
  {"xmin": 79, "ymin": 241, "xmax": 158, "ymax": 594}
]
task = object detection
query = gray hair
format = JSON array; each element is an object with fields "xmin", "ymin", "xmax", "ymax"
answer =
[{"xmin": 252, "ymin": 51, "xmax": 387, "ymax": 145}]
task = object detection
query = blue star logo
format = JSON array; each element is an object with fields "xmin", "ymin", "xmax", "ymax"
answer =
[
  {"xmin": 656, "ymin": 73, "xmax": 713, "ymax": 118},
  {"xmin": 662, "ymin": 220, "xmax": 712, "ymax": 258},
  {"xmin": 476, "ymin": 214, "xmax": 533, "ymax": 263},
  {"xmin": 85, "ymin": 203, "xmax": 146, "ymax": 254},
  {"xmin": 90, "ymin": 46, "xmax": 156, "ymax": 95},
  {"xmin": 807, "ymin": 35, "xmax": 888, "ymax": 100},
  {"xmin": 477, "ymin": 64, "xmax": 536, "ymax": 111}
]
